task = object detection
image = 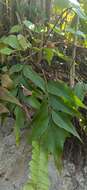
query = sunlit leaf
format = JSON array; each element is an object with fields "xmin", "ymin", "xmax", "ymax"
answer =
[
  {"xmin": 0, "ymin": 47, "xmax": 14, "ymax": 55},
  {"xmin": 3, "ymin": 35, "xmax": 20, "ymax": 49},
  {"xmin": 23, "ymin": 20, "xmax": 35, "ymax": 31},
  {"xmin": 10, "ymin": 24, "xmax": 22, "ymax": 33}
]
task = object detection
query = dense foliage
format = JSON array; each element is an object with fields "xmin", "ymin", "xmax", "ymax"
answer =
[{"xmin": 0, "ymin": 0, "xmax": 87, "ymax": 190}]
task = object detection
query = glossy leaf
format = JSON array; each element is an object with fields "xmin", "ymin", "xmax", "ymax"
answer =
[{"xmin": 23, "ymin": 20, "xmax": 35, "ymax": 31}]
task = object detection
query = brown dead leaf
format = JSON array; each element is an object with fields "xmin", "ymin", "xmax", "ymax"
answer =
[
  {"xmin": 21, "ymin": 85, "xmax": 32, "ymax": 96},
  {"xmin": 1, "ymin": 74, "xmax": 13, "ymax": 89},
  {"xmin": 0, "ymin": 103, "xmax": 9, "ymax": 114}
]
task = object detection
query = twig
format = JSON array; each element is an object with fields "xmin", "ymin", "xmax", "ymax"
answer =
[{"xmin": 45, "ymin": 7, "xmax": 72, "ymax": 43}]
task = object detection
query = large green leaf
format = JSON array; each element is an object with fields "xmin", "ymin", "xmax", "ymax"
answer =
[
  {"xmin": 23, "ymin": 65, "xmax": 46, "ymax": 92},
  {"xmin": 17, "ymin": 34, "xmax": 32, "ymax": 50},
  {"xmin": 47, "ymin": 80, "xmax": 85, "ymax": 108},
  {"xmin": 52, "ymin": 110, "xmax": 81, "ymax": 140},
  {"xmin": 49, "ymin": 95, "xmax": 79, "ymax": 116},
  {"xmin": 3, "ymin": 35, "xmax": 20, "ymax": 50},
  {"xmin": 23, "ymin": 96, "xmax": 41, "ymax": 110},
  {"xmin": 42, "ymin": 121, "xmax": 69, "ymax": 170},
  {"xmin": 9, "ymin": 64, "xmax": 24, "ymax": 75},
  {"xmin": 10, "ymin": 25, "xmax": 22, "ymax": 33},
  {"xmin": 31, "ymin": 101, "xmax": 49, "ymax": 139},
  {"xmin": 0, "ymin": 47, "xmax": 14, "ymax": 55},
  {"xmin": 23, "ymin": 141, "xmax": 50, "ymax": 190}
]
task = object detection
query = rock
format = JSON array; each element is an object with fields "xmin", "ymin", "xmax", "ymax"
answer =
[{"xmin": 0, "ymin": 119, "xmax": 30, "ymax": 190}]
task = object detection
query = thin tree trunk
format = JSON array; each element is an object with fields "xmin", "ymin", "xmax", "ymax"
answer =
[
  {"xmin": 45, "ymin": 0, "xmax": 51, "ymax": 22},
  {"xmin": 70, "ymin": 15, "xmax": 79, "ymax": 88}
]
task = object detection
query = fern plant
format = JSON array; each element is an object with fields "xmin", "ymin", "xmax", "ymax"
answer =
[{"xmin": 23, "ymin": 141, "xmax": 50, "ymax": 190}]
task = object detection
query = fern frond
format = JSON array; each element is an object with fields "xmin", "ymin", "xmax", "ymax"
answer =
[{"xmin": 23, "ymin": 141, "xmax": 50, "ymax": 190}]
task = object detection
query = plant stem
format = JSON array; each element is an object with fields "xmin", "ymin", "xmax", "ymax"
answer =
[{"xmin": 70, "ymin": 15, "xmax": 79, "ymax": 88}]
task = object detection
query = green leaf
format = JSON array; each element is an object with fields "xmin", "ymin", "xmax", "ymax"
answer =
[
  {"xmin": 73, "ymin": 7, "xmax": 87, "ymax": 20},
  {"xmin": 23, "ymin": 96, "xmax": 41, "ymax": 110},
  {"xmin": 23, "ymin": 65, "xmax": 46, "ymax": 92},
  {"xmin": 9, "ymin": 64, "xmax": 24, "ymax": 74},
  {"xmin": 65, "ymin": 28, "xmax": 86, "ymax": 38},
  {"xmin": 74, "ymin": 82, "xmax": 87, "ymax": 101},
  {"xmin": 43, "ymin": 48, "xmax": 54, "ymax": 65},
  {"xmin": 42, "ymin": 121, "xmax": 69, "ymax": 170},
  {"xmin": 23, "ymin": 20, "xmax": 35, "ymax": 31},
  {"xmin": 47, "ymin": 80, "xmax": 85, "ymax": 108},
  {"xmin": 0, "ymin": 47, "xmax": 14, "ymax": 55},
  {"xmin": 34, "ymin": 26, "xmax": 47, "ymax": 33},
  {"xmin": 3, "ymin": 35, "xmax": 20, "ymax": 50},
  {"xmin": 14, "ymin": 106, "xmax": 25, "ymax": 145},
  {"xmin": 53, "ymin": 49, "xmax": 71, "ymax": 62},
  {"xmin": 31, "ymin": 101, "xmax": 49, "ymax": 139},
  {"xmin": 17, "ymin": 34, "xmax": 32, "ymax": 50},
  {"xmin": 49, "ymin": 95, "xmax": 79, "ymax": 116},
  {"xmin": 24, "ymin": 141, "xmax": 50, "ymax": 190},
  {"xmin": 0, "ymin": 86, "xmax": 21, "ymax": 106},
  {"xmin": 10, "ymin": 25, "xmax": 22, "ymax": 33},
  {"xmin": 52, "ymin": 110, "xmax": 81, "ymax": 140}
]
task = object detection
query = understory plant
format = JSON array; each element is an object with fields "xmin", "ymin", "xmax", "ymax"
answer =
[{"xmin": 0, "ymin": 0, "xmax": 87, "ymax": 190}]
